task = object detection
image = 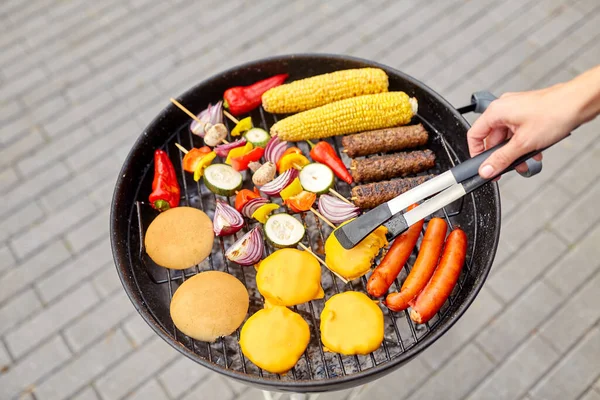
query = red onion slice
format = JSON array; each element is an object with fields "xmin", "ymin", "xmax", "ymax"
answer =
[
  {"xmin": 190, "ymin": 101, "xmax": 224, "ymax": 137},
  {"xmin": 213, "ymin": 200, "xmax": 244, "ymax": 236},
  {"xmin": 260, "ymin": 168, "xmax": 299, "ymax": 196},
  {"xmin": 264, "ymin": 136, "xmax": 288, "ymax": 164},
  {"xmin": 318, "ymin": 194, "xmax": 360, "ymax": 225},
  {"xmin": 241, "ymin": 197, "xmax": 269, "ymax": 218},
  {"xmin": 225, "ymin": 226, "xmax": 264, "ymax": 266},
  {"xmin": 214, "ymin": 138, "xmax": 247, "ymax": 158}
]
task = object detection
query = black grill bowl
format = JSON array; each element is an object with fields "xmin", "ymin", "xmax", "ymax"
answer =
[{"xmin": 110, "ymin": 54, "xmax": 501, "ymax": 393}]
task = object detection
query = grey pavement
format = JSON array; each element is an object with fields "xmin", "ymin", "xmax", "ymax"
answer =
[{"xmin": 1, "ymin": 0, "xmax": 599, "ymax": 399}]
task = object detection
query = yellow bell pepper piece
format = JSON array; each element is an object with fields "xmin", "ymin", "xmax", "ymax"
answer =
[
  {"xmin": 278, "ymin": 153, "xmax": 310, "ymax": 173},
  {"xmin": 225, "ymin": 142, "xmax": 253, "ymax": 165},
  {"xmin": 280, "ymin": 178, "xmax": 302, "ymax": 201},
  {"xmin": 231, "ymin": 117, "xmax": 253, "ymax": 136},
  {"xmin": 252, "ymin": 203, "xmax": 280, "ymax": 224},
  {"xmin": 193, "ymin": 151, "xmax": 216, "ymax": 181}
]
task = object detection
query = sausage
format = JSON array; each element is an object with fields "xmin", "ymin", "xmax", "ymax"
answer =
[
  {"xmin": 342, "ymin": 124, "xmax": 429, "ymax": 158},
  {"xmin": 384, "ymin": 217, "xmax": 447, "ymax": 312},
  {"xmin": 351, "ymin": 150, "xmax": 436, "ymax": 183},
  {"xmin": 367, "ymin": 204, "xmax": 423, "ymax": 298},
  {"xmin": 410, "ymin": 228, "xmax": 467, "ymax": 324},
  {"xmin": 351, "ymin": 175, "xmax": 434, "ymax": 209}
]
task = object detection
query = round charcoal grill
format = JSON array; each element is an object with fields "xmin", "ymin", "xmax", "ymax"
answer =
[{"xmin": 110, "ymin": 54, "xmax": 501, "ymax": 393}]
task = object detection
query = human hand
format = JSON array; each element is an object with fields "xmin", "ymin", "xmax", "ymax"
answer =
[{"xmin": 467, "ymin": 65, "xmax": 600, "ymax": 179}]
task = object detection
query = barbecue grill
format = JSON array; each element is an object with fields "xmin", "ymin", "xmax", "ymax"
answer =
[{"xmin": 110, "ymin": 54, "xmax": 502, "ymax": 393}]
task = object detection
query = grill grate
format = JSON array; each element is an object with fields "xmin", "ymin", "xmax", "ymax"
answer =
[{"xmin": 132, "ymin": 105, "xmax": 478, "ymax": 382}]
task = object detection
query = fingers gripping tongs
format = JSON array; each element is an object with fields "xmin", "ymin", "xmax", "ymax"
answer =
[{"xmin": 334, "ymin": 92, "xmax": 556, "ymax": 250}]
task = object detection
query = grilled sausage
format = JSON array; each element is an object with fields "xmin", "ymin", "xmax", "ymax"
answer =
[
  {"xmin": 410, "ymin": 228, "xmax": 467, "ymax": 324},
  {"xmin": 384, "ymin": 218, "xmax": 447, "ymax": 312},
  {"xmin": 342, "ymin": 124, "xmax": 429, "ymax": 158},
  {"xmin": 351, "ymin": 150, "xmax": 436, "ymax": 183},
  {"xmin": 367, "ymin": 204, "xmax": 423, "ymax": 298},
  {"xmin": 351, "ymin": 175, "xmax": 434, "ymax": 209}
]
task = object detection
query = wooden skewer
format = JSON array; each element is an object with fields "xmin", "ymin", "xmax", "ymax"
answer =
[
  {"xmin": 310, "ymin": 207, "xmax": 336, "ymax": 229},
  {"xmin": 223, "ymin": 109, "xmax": 240, "ymax": 125},
  {"xmin": 329, "ymin": 188, "xmax": 353, "ymax": 205},
  {"xmin": 351, "ymin": 197, "xmax": 358, "ymax": 201},
  {"xmin": 350, "ymin": 166, "xmax": 356, "ymax": 170},
  {"xmin": 298, "ymin": 243, "xmax": 348, "ymax": 284},
  {"xmin": 342, "ymin": 149, "xmax": 348, "ymax": 153},
  {"xmin": 174, "ymin": 143, "xmax": 188, "ymax": 154},
  {"xmin": 169, "ymin": 98, "xmax": 229, "ymax": 144}
]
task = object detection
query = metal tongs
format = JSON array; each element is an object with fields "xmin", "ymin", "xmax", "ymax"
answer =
[{"xmin": 335, "ymin": 91, "xmax": 563, "ymax": 249}]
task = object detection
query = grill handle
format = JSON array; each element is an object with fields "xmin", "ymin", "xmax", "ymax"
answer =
[{"xmin": 454, "ymin": 90, "xmax": 543, "ymax": 179}]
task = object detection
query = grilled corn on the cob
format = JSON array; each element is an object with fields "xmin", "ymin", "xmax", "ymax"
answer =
[
  {"xmin": 262, "ymin": 68, "xmax": 389, "ymax": 114},
  {"xmin": 270, "ymin": 92, "xmax": 418, "ymax": 141}
]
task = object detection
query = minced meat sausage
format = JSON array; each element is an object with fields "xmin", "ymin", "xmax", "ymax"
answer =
[
  {"xmin": 351, "ymin": 150, "xmax": 436, "ymax": 183},
  {"xmin": 342, "ymin": 124, "xmax": 429, "ymax": 158},
  {"xmin": 351, "ymin": 175, "xmax": 434, "ymax": 209}
]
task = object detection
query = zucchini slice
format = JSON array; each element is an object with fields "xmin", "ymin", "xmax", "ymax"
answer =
[
  {"xmin": 244, "ymin": 128, "xmax": 271, "ymax": 148},
  {"xmin": 299, "ymin": 163, "xmax": 334, "ymax": 194},
  {"xmin": 203, "ymin": 164, "xmax": 243, "ymax": 196},
  {"xmin": 264, "ymin": 213, "xmax": 305, "ymax": 248}
]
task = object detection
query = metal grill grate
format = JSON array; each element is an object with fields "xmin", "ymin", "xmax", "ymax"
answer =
[{"xmin": 132, "ymin": 106, "xmax": 478, "ymax": 382}]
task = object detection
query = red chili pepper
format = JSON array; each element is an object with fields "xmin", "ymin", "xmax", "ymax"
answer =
[
  {"xmin": 231, "ymin": 147, "xmax": 265, "ymax": 171},
  {"xmin": 149, "ymin": 150, "xmax": 180, "ymax": 212},
  {"xmin": 235, "ymin": 188, "xmax": 261, "ymax": 212},
  {"xmin": 308, "ymin": 140, "xmax": 353, "ymax": 184},
  {"xmin": 223, "ymin": 74, "xmax": 289, "ymax": 116}
]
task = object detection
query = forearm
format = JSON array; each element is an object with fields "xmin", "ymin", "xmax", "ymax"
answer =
[{"xmin": 563, "ymin": 65, "xmax": 600, "ymax": 126}]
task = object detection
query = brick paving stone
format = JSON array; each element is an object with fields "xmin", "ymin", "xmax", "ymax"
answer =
[
  {"xmin": 35, "ymin": 238, "xmax": 111, "ymax": 303},
  {"xmin": 64, "ymin": 208, "xmax": 110, "ymax": 254},
  {"xmin": 580, "ymin": 389, "xmax": 600, "ymax": 400},
  {"xmin": 405, "ymin": 344, "xmax": 495, "ymax": 400},
  {"xmin": 487, "ymin": 230, "xmax": 566, "ymax": 303},
  {"xmin": 92, "ymin": 264, "xmax": 124, "ymax": 299},
  {"xmin": 0, "ymin": 128, "xmax": 45, "ymax": 169},
  {"xmin": 71, "ymin": 386, "xmax": 101, "ymax": 400},
  {"xmin": 0, "ymin": 335, "xmax": 71, "ymax": 400},
  {"xmin": 529, "ymin": 327, "xmax": 600, "ymax": 400},
  {"xmin": 158, "ymin": 355, "xmax": 211, "ymax": 399},
  {"xmin": 10, "ymin": 197, "xmax": 96, "ymax": 259},
  {"xmin": 0, "ymin": 201, "xmax": 45, "ymax": 243},
  {"xmin": 466, "ymin": 335, "xmax": 560, "ymax": 400},
  {"xmin": 357, "ymin": 357, "xmax": 432, "ymax": 400},
  {"xmin": 554, "ymin": 143, "xmax": 600, "ymax": 196},
  {"xmin": 420, "ymin": 287, "xmax": 504, "ymax": 370},
  {"xmin": 5, "ymin": 282, "xmax": 99, "ymax": 359},
  {"xmin": 0, "ymin": 244, "xmax": 15, "ymax": 276},
  {"xmin": 1, "ymin": 162, "xmax": 70, "ymax": 218},
  {"xmin": 63, "ymin": 290, "xmax": 134, "ymax": 352},
  {"xmin": 0, "ymin": 288, "xmax": 43, "ymax": 336},
  {"xmin": 35, "ymin": 329, "xmax": 132, "ymax": 400},
  {"xmin": 180, "ymin": 373, "xmax": 235, "ymax": 400},
  {"xmin": 539, "ymin": 271, "xmax": 600, "ymax": 353},
  {"xmin": 0, "ymin": 239, "xmax": 70, "ymax": 305},
  {"xmin": 125, "ymin": 378, "xmax": 171, "ymax": 400},
  {"xmin": 94, "ymin": 336, "xmax": 179, "ymax": 400},
  {"xmin": 0, "ymin": 167, "xmax": 18, "ymax": 192},
  {"xmin": 122, "ymin": 314, "xmax": 157, "ymax": 348},
  {"xmin": 549, "ymin": 180, "xmax": 600, "ymax": 243},
  {"xmin": 0, "ymin": 340, "xmax": 10, "ymax": 369},
  {"xmin": 475, "ymin": 281, "xmax": 563, "ymax": 362}
]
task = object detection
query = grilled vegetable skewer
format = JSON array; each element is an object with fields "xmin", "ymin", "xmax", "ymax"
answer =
[
  {"xmin": 351, "ymin": 175, "xmax": 434, "ymax": 209},
  {"xmin": 341, "ymin": 124, "xmax": 429, "ymax": 158},
  {"xmin": 271, "ymin": 92, "xmax": 417, "ymax": 142},
  {"xmin": 350, "ymin": 150, "xmax": 436, "ymax": 183}
]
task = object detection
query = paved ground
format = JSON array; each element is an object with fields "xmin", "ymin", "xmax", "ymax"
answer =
[{"xmin": 1, "ymin": 0, "xmax": 599, "ymax": 399}]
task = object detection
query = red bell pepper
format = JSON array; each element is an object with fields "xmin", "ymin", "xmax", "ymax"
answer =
[
  {"xmin": 223, "ymin": 74, "xmax": 288, "ymax": 116},
  {"xmin": 308, "ymin": 140, "xmax": 353, "ymax": 185},
  {"xmin": 235, "ymin": 188, "xmax": 261, "ymax": 212},
  {"xmin": 149, "ymin": 150, "xmax": 180, "ymax": 212},
  {"xmin": 231, "ymin": 147, "xmax": 264, "ymax": 171}
]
